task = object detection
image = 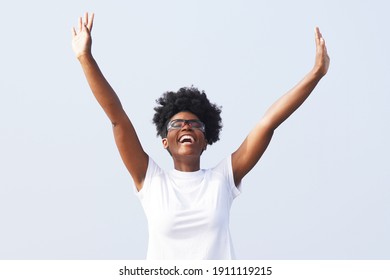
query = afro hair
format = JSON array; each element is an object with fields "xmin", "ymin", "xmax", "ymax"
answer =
[{"xmin": 153, "ymin": 86, "xmax": 222, "ymax": 145}]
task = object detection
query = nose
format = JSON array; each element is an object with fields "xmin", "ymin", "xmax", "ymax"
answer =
[{"xmin": 181, "ymin": 121, "xmax": 193, "ymax": 129}]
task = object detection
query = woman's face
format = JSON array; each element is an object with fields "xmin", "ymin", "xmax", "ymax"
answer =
[{"xmin": 162, "ymin": 111, "xmax": 207, "ymax": 158}]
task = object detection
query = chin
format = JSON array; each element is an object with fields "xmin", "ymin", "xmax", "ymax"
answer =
[{"xmin": 177, "ymin": 149, "xmax": 201, "ymax": 157}]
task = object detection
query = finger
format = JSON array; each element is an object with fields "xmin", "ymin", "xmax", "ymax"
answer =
[
  {"xmin": 72, "ymin": 27, "xmax": 77, "ymax": 38},
  {"xmin": 317, "ymin": 27, "xmax": 323, "ymax": 38},
  {"xmin": 323, "ymin": 41, "xmax": 329, "ymax": 56},
  {"xmin": 83, "ymin": 23, "xmax": 90, "ymax": 35},
  {"xmin": 88, "ymin": 12, "xmax": 94, "ymax": 31},
  {"xmin": 315, "ymin": 26, "xmax": 321, "ymax": 46},
  {"xmin": 78, "ymin": 16, "xmax": 82, "ymax": 33},
  {"xmin": 321, "ymin": 37, "xmax": 326, "ymax": 47},
  {"xmin": 319, "ymin": 29, "xmax": 326, "ymax": 49},
  {"xmin": 84, "ymin": 12, "xmax": 88, "ymax": 27}
]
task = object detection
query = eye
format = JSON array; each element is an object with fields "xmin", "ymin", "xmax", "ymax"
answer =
[
  {"xmin": 189, "ymin": 120, "xmax": 203, "ymax": 128},
  {"xmin": 167, "ymin": 119, "xmax": 184, "ymax": 131},
  {"xmin": 167, "ymin": 119, "xmax": 206, "ymax": 132},
  {"xmin": 188, "ymin": 120, "xmax": 205, "ymax": 131},
  {"xmin": 171, "ymin": 120, "xmax": 184, "ymax": 128}
]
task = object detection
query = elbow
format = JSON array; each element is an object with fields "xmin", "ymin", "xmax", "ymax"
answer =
[
  {"xmin": 110, "ymin": 112, "xmax": 132, "ymax": 130},
  {"xmin": 258, "ymin": 119, "xmax": 277, "ymax": 135},
  {"xmin": 111, "ymin": 120, "xmax": 119, "ymax": 127},
  {"xmin": 106, "ymin": 108, "xmax": 128, "ymax": 128}
]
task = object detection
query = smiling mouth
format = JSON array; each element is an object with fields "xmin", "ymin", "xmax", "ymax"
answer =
[{"xmin": 178, "ymin": 135, "xmax": 195, "ymax": 144}]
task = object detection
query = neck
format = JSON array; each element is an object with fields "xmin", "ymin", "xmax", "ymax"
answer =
[{"xmin": 173, "ymin": 156, "xmax": 201, "ymax": 172}]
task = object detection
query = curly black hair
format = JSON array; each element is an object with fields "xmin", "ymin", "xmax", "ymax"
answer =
[{"xmin": 153, "ymin": 87, "xmax": 222, "ymax": 145}]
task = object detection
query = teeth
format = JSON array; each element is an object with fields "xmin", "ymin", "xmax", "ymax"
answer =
[{"xmin": 179, "ymin": 135, "xmax": 194, "ymax": 143}]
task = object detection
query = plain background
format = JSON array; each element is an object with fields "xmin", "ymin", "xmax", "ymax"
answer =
[{"xmin": 0, "ymin": 0, "xmax": 389, "ymax": 259}]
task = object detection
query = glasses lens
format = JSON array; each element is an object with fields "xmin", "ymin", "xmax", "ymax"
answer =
[
  {"xmin": 170, "ymin": 119, "xmax": 185, "ymax": 128},
  {"xmin": 188, "ymin": 120, "xmax": 203, "ymax": 128},
  {"xmin": 167, "ymin": 119, "xmax": 205, "ymax": 131}
]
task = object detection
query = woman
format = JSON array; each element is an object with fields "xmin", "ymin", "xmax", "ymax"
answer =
[{"xmin": 72, "ymin": 13, "xmax": 330, "ymax": 259}]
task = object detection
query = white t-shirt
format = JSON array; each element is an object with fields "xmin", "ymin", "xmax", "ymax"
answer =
[{"xmin": 135, "ymin": 156, "xmax": 241, "ymax": 260}]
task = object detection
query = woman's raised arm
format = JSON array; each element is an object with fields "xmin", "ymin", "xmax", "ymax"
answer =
[
  {"xmin": 232, "ymin": 27, "xmax": 330, "ymax": 186},
  {"xmin": 72, "ymin": 13, "xmax": 148, "ymax": 191}
]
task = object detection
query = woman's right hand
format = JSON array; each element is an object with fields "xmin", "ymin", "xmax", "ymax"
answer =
[{"xmin": 72, "ymin": 12, "xmax": 94, "ymax": 59}]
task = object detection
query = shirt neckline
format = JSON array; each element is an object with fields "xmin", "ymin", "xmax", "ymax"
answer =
[{"xmin": 170, "ymin": 168, "xmax": 205, "ymax": 179}]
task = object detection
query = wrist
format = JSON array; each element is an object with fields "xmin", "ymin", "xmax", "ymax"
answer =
[
  {"xmin": 77, "ymin": 52, "xmax": 94, "ymax": 62},
  {"xmin": 310, "ymin": 66, "xmax": 326, "ymax": 80}
]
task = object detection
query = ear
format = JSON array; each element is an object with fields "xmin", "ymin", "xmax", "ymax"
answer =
[
  {"xmin": 203, "ymin": 137, "xmax": 208, "ymax": 150},
  {"xmin": 162, "ymin": 138, "xmax": 169, "ymax": 149}
]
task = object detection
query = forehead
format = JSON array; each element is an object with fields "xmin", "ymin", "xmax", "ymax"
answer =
[{"xmin": 170, "ymin": 111, "xmax": 199, "ymax": 120}]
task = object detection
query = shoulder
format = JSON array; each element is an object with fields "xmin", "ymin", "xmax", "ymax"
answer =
[
  {"xmin": 210, "ymin": 156, "xmax": 233, "ymax": 176},
  {"xmin": 209, "ymin": 156, "xmax": 241, "ymax": 197},
  {"xmin": 136, "ymin": 157, "xmax": 165, "ymax": 194}
]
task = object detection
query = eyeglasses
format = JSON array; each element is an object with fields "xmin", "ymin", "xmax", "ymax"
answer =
[{"xmin": 167, "ymin": 119, "xmax": 205, "ymax": 132}]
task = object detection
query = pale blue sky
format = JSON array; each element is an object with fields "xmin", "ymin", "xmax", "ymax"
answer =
[{"xmin": 1, "ymin": 0, "xmax": 389, "ymax": 259}]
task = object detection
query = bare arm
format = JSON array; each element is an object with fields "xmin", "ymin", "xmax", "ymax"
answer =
[
  {"xmin": 72, "ymin": 13, "xmax": 148, "ymax": 191},
  {"xmin": 232, "ymin": 27, "xmax": 330, "ymax": 186}
]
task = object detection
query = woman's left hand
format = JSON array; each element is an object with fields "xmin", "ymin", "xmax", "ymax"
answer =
[{"xmin": 313, "ymin": 27, "xmax": 330, "ymax": 77}]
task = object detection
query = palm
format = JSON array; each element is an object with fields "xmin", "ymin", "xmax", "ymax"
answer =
[{"xmin": 72, "ymin": 13, "xmax": 94, "ymax": 58}]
